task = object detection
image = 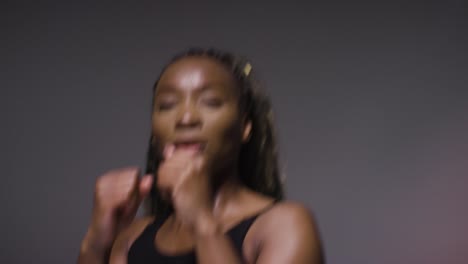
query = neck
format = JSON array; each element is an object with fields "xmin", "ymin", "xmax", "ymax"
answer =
[
  {"xmin": 210, "ymin": 168, "xmax": 244, "ymax": 219},
  {"xmin": 169, "ymin": 166, "xmax": 247, "ymax": 228}
]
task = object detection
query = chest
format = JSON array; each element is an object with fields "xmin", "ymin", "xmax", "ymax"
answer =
[{"xmin": 128, "ymin": 216, "xmax": 260, "ymax": 264}]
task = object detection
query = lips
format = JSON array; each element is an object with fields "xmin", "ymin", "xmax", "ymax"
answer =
[
  {"xmin": 175, "ymin": 142, "xmax": 204, "ymax": 150},
  {"xmin": 172, "ymin": 140, "xmax": 206, "ymax": 153}
]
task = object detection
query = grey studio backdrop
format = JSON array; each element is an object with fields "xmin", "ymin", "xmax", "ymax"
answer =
[{"xmin": 1, "ymin": 1, "xmax": 467, "ymax": 264}]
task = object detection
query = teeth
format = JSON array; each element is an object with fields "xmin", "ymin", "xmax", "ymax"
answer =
[{"xmin": 175, "ymin": 143, "xmax": 203, "ymax": 150}]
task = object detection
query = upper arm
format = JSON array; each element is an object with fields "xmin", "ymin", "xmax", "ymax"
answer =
[{"xmin": 255, "ymin": 202, "xmax": 324, "ymax": 264}]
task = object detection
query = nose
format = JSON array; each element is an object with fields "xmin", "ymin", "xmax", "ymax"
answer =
[{"xmin": 176, "ymin": 100, "xmax": 201, "ymax": 129}]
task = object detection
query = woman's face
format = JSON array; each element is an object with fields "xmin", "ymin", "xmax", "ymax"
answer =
[{"xmin": 152, "ymin": 56, "xmax": 250, "ymax": 174}]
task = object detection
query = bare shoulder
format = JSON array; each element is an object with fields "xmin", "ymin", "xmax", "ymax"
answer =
[
  {"xmin": 268, "ymin": 201, "xmax": 317, "ymax": 224},
  {"xmin": 256, "ymin": 201, "xmax": 320, "ymax": 236},
  {"xmin": 251, "ymin": 201, "xmax": 324, "ymax": 264}
]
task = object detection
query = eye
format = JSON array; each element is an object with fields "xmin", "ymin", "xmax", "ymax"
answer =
[
  {"xmin": 201, "ymin": 97, "xmax": 224, "ymax": 108},
  {"xmin": 155, "ymin": 99, "xmax": 178, "ymax": 111}
]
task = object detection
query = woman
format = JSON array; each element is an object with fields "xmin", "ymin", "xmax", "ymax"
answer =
[{"xmin": 78, "ymin": 48, "xmax": 324, "ymax": 263}]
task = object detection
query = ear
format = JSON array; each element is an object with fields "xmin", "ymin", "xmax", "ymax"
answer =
[{"xmin": 242, "ymin": 119, "xmax": 252, "ymax": 143}]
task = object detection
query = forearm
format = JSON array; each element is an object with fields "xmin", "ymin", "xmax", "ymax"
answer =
[
  {"xmin": 77, "ymin": 250, "xmax": 106, "ymax": 264},
  {"xmin": 77, "ymin": 230, "xmax": 110, "ymax": 264}
]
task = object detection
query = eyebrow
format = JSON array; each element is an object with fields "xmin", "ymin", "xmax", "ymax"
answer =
[{"xmin": 156, "ymin": 82, "xmax": 237, "ymax": 95}]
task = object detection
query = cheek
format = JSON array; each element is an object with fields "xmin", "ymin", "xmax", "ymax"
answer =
[
  {"xmin": 151, "ymin": 114, "xmax": 173, "ymax": 142},
  {"xmin": 203, "ymin": 110, "xmax": 243, "ymax": 173},
  {"xmin": 205, "ymin": 109, "xmax": 243, "ymax": 147}
]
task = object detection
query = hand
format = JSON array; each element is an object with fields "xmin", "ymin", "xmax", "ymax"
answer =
[
  {"xmin": 83, "ymin": 167, "xmax": 153, "ymax": 254},
  {"xmin": 157, "ymin": 145, "xmax": 213, "ymax": 229}
]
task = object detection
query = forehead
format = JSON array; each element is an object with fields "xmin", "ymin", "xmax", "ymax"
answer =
[{"xmin": 157, "ymin": 56, "xmax": 237, "ymax": 90}]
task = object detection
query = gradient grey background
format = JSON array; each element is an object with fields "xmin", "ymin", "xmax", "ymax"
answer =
[{"xmin": 2, "ymin": 1, "xmax": 467, "ymax": 263}]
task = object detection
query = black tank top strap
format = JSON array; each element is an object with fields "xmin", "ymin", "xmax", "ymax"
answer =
[{"xmin": 226, "ymin": 201, "xmax": 278, "ymax": 259}]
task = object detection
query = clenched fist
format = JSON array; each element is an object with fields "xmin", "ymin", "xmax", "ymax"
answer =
[
  {"xmin": 83, "ymin": 167, "xmax": 153, "ymax": 254},
  {"xmin": 157, "ymin": 144, "xmax": 213, "ymax": 230}
]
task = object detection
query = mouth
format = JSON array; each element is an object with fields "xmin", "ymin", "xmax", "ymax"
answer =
[{"xmin": 172, "ymin": 141, "xmax": 206, "ymax": 153}]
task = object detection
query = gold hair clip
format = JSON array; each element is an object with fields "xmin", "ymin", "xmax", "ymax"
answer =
[{"xmin": 243, "ymin": 62, "xmax": 252, "ymax": 77}]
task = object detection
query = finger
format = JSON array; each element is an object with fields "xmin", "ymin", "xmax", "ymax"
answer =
[
  {"xmin": 138, "ymin": 174, "xmax": 154, "ymax": 198},
  {"xmin": 192, "ymin": 154, "xmax": 206, "ymax": 172},
  {"xmin": 163, "ymin": 144, "xmax": 175, "ymax": 160},
  {"xmin": 121, "ymin": 171, "xmax": 144, "ymax": 215},
  {"xmin": 122, "ymin": 167, "xmax": 147, "ymax": 214},
  {"xmin": 121, "ymin": 174, "xmax": 154, "ymax": 217},
  {"xmin": 164, "ymin": 149, "xmax": 199, "ymax": 166},
  {"xmin": 123, "ymin": 200, "xmax": 138, "ymax": 216}
]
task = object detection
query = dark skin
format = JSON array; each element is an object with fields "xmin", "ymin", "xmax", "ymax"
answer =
[{"xmin": 78, "ymin": 57, "xmax": 323, "ymax": 264}]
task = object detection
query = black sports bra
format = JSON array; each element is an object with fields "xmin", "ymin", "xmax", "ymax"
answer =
[{"xmin": 128, "ymin": 204, "xmax": 275, "ymax": 264}]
